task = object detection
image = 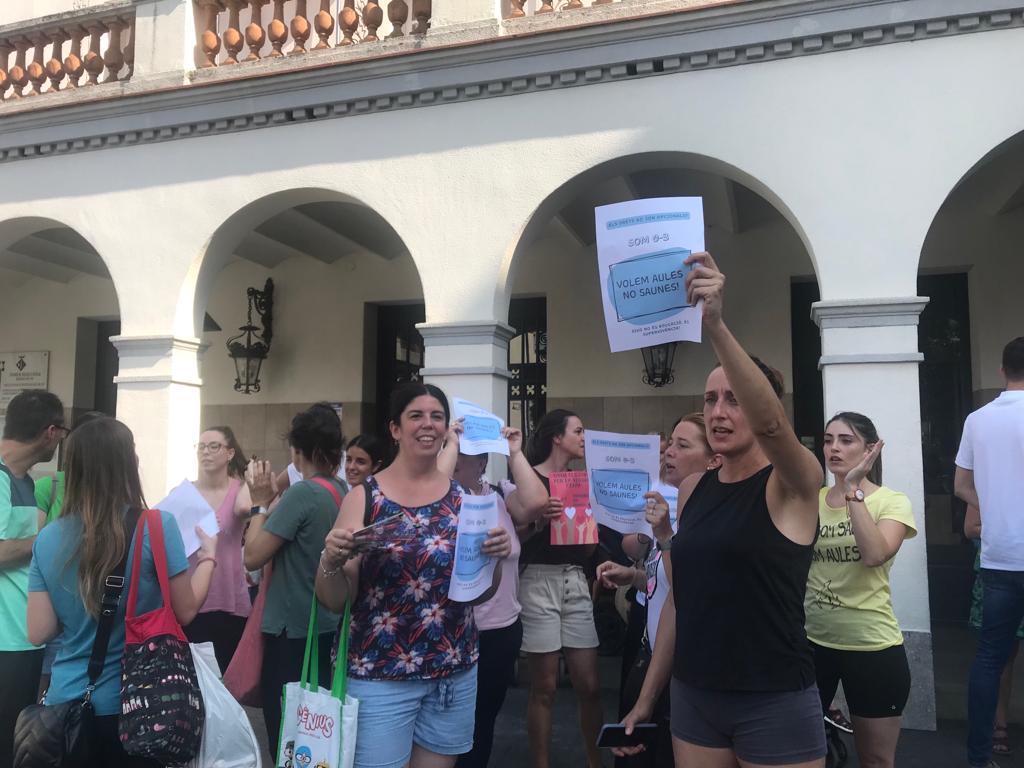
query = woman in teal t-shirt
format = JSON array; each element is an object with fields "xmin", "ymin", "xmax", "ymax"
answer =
[{"xmin": 27, "ymin": 417, "xmax": 217, "ymax": 767}]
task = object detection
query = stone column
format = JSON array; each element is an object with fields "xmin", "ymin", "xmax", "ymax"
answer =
[
  {"xmin": 132, "ymin": 0, "xmax": 192, "ymax": 79},
  {"xmin": 418, "ymin": 320, "xmax": 516, "ymax": 478},
  {"xmin": 111, "ymin": 335, "xmax": 203, "ymax": 502},
  {"xmin": 812, "ymin": 296, "xmax": 935, "ymax": 730}
]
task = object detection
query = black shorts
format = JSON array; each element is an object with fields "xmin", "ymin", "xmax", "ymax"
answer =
[
  {"xmin": 810, "ymin": 641, "xmax": 911, "ymax": 719},
  {"xmin": 670, "ymin": 678, "xmax": 826, "ymax": 766}
]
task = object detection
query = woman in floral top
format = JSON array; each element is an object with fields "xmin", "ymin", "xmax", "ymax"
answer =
[{"xmin": 316, "ymin": 383, "xmax": 512, "ymax": 768}]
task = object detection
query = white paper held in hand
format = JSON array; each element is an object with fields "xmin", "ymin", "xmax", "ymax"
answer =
[
  {"xmin": 452, "ymin": 398, "xmax": 509, "ymax": 456},
  {"xmin": 448, "ymin": 492, "xmax": 499, "ymax": 602},
  {"xmin": 156, "ymin": 479, "xmax": 220, "ymax": 557}
]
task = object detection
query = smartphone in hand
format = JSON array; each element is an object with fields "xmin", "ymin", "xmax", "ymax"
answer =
[{"xmin": 596, "ymin": 723, "xmax": 658, "ymax": 749}]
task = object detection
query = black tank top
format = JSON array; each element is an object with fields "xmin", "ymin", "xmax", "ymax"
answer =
[{"xmin": 671, "ymin": 465, "xmax": 816, "ymax": 692}]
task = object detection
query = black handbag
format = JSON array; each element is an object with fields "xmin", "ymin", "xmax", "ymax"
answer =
[{"xmin": 12, "ymin": 509, "xmax": 141, "ymax": 768}]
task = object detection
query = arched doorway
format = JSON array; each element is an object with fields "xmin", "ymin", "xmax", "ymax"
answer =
[{"xmin": 192, "ymin": 188, "xmax": 424, "ymax": 470}]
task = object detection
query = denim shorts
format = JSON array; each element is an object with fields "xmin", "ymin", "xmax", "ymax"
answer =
[{"xmin": 347, "ymin": 665, "xmax": 477, "ymax": 768}]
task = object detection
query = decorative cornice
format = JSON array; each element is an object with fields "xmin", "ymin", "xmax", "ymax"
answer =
[
  {"xmin": 420, "ymin": 365, "xmax": 513, "ymax": 379},
  {"xmin": 418, "ymin": 321, "xmax": 518, "ymax": 346},
  {"xmin": 109, "ymin": 335, "xmax": 205, "ymax": 355},
  {"xmin": 811, "ymin": 297, "xmax": 930, "ymax": 329},
  {"xmin": 0, "ymin": 2, "xmax": 1020, "ymax": 163},
  {"xmin": 818, "ymin": 352, "xmax": 925, "ymax": 367}
]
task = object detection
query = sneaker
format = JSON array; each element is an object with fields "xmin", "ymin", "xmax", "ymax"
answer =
[{"xmin": 825, "ymin": 708, "xmax": 854, "ymax": 734}]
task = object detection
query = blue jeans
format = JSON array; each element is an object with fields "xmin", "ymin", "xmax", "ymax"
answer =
[{"xmin": 968, "ymin": 569, "xmax": 1024, "ymax": 766}]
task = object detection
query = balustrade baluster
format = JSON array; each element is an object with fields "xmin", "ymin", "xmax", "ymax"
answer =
[
  {"xmin": 339, "ymin": 0, "xmax": 358, "ymax": 46},
  {"xmin": 411, "ymin": 0, "xmax": 430, "ymax": 34},
  {"xmin": 387, "ymin": 1, "xmax": 408, "ymax": 38},
  {"xmin": 9, "ymin": 38, "xmax": 29, "ymax": 97},
  {"xmin": 537, "ymin": 1, "xmax": 554, "ymax": 13},
  {"xmin": 83, "ymin": 21, "xmax": 105, "ymax": 84},
  {"xmin": 198, "ymin": 0, "xmax": 222, "ymax": 67},
  {"xmin": 268, "ymin": 0, "xmax": 287, "ymax": 57},
  {"xmin": 565, "ymin": 0, "xmax": 583, "ymax": 9},
  {"xmin": 27, "ymin": 34, "xmax": 47, "ymax": 95},
  {"xmin": 103, "ymin": 18, "xmax": 125, "ymax": 81},
  {"xmin": 124, "ymin": 16, "xmax": 135, "ymax": 78},
  {"xmin": 509, "ymin": 1, "xmax": 525, "ymax": 18},
  {"xmin": 290, "ymin": 0, "xmax": 310, "ymax": 54},
  {"xmin": 592, "ymin": 0, "xmax": 613, "ymax": 4},
  {"xmin": 313, "ymin": 0, "xmax": 333, "ymax": 49},
  {"xmin": 0, "ymin": 40, "xmax": 12, "ymax": 100},
  {"xmin": 245, "ymin": 0, "xmax": 267, "ymax": 60},
  {"xmin": 222, "ymin": 0, "xmax": 245, "ymax": 64},
  {"xmin": 45, "ymin": 29, "xmax": 66, "ymax": 92},
  {"xmin": 64, "ymin": 27, "xmax": 85, "ymax": 86},
  {"xmin": 363, "ymin": 1, "xmax": 383, "ymax": 42}
]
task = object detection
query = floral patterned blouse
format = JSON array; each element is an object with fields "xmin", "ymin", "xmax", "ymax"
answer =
[{"xmin": 346, "ymin": 476, "xmax": 479, "ymax": 680}]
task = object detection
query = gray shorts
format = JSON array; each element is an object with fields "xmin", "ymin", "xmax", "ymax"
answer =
[{"xmin": 670, "ymin": 678, "xmax": 826, "ymax": 766}]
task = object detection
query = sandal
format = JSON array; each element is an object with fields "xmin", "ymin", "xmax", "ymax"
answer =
[{"xmin": 993, "ymin": 725, "xmax": 1012, "ymax": 756}]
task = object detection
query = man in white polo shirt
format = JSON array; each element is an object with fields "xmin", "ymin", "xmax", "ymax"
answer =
[{"xmin": 957, "ymin": 337, "xmax": 1024, "ymax": 768}]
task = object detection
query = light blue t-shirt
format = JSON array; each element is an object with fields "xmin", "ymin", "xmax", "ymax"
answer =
[{"xmin": 28, "ymin": 510, "xmax": 188, "ymax": 715}]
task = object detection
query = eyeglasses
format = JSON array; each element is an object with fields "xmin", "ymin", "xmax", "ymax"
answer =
[
  {"xmin": 195, "ymin": 442, "xmax": 225, "ymax": 454},
  {"xmin": 50, "ymin": 424, "xmax": 71, "ymax": 439}
]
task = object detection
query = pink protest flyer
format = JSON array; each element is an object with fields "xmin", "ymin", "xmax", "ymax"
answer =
[{"xmin": 549, "ymin": 471, "xmax": 598, "ymax": 546}]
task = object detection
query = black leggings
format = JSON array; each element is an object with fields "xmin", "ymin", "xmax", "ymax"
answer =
[
  {"xmin": 260, "ymin": 632, "xmax": 333, "ymax": 760},
  {"xmin": 184, "ymin": 610, "xmax": 247, "ymax": 673},
  {"xmin": 456, "ymin": 619, "xmax": 523, "ymax": 768},
  {"xmin": 811, "ymin": 641, "xmax": 911, "ymax": 718}
]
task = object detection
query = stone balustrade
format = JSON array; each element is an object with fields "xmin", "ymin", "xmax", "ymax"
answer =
[
  {"xmin": 0, "ymin": 6, "xmax": 134, "ymax": 99},
  {"xmin": 508, "ymin": 0, "xmax": 616, "ymax": 18}
]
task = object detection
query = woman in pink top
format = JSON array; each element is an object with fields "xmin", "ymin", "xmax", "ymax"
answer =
[
  {"xmin": 185, "ymin": 425, "xmax": 253, "ymax": 671},
  {"xmin": 439, "ymin": 421, "xmax": 549, "ymax": 768}
]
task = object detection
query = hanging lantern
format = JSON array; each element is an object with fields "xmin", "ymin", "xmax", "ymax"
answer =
[
  {"xmin": 641, "ymin": 342, "xmax": 677, "ymax": 388},
  {"xmin": 226, "ymin": 278, "xmax": 274, "ymax": 394}
]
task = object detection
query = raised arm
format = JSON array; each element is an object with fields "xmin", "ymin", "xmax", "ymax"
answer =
[
  {"xmin": 842, "ymin": 442, "xmax": 911, "ymax": 566},
  {"xmin": 437, "ymin": 418, "xmax": 464, "ymax": 479},
  {"xmin": 503, "ymin": 427, "xmax": 549, "ymax": 525}
]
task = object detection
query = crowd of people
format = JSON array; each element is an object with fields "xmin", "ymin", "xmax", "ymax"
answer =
[{"xmin": 0, "ymin": 253, "xmax": 1020, "ymax": 768}]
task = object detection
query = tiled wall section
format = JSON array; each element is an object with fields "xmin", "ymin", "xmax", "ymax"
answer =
[
  {"xmin": 546, "ymin": 394, "xmax": 796, "ymax": 437},
  {"xmin": 200, "ymin": 401, "xmax": 366, "ymax": 472}
]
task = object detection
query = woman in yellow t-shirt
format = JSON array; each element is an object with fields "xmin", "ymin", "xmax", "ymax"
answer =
[{"xmin": 805, "ymin": 412, "xmax": 918, "ymax": 768}]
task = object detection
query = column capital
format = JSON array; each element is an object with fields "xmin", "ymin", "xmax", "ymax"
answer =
[
  {"xmin": 110, "ymin": 334, "xmax": 203, "ymax": 387},
  {"xmin": 417, "ymin": 320, "xmax": 517, "ymax": 346},
  {"xmin": 811, "ymin": 297, "xmax": 929, "ymax": 329}
]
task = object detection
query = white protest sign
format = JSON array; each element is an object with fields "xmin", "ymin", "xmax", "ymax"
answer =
[
  {"xmin": 448, "ymin": 492, "xmax": 499, "ymax": 602},
  {"xmin": 595, "ymin": 197, "xmax": 705, "ymax": 353},
  {"xmin": 584, "ymin": 430, "xmax": 661, "ymax": 535},
  {"xmin": 157, "ymin": 479, "xmax": 220, "ymax": 557},
  {"xmin": 452, "ymin": 398, "xmax": 509, "ymax": 456}
]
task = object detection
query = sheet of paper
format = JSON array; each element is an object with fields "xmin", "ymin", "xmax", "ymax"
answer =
[
  {"xmin": 595, "ymin": 197, "xmax": 705, "ymax": 353},
  {"xmin": 449, "ymin": 492, "xmax": 500, "ymax": 602},
  {"xmin": 156, "ymin": 479, "xmax": 220, "ymax": 557},
  {"xmin": 584, "ymin": 431, "xmax": 662, "ymax": 535},
  {"xmin": 548, "ymin": 471, "xmax": 598, "ymax": 546},
  {"xmin": 452, "ymin": 398, "xmax": 509, "ymax": 456}
]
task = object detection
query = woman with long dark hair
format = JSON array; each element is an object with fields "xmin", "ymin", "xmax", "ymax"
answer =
[
  {"xmin": 806, "ymin": 412, "xmax": 916, "ymax": 768},
  {"xmin": 27, "ymin": 417, "xmax": 215, "ymax": 767},
  {"xmin": 184, "ymin": 425, "xmax": 253, "ymax": 672},
  {"xmin": 520, "ymin": 408, "xmax": 603, "ymax": 768},
  {"xmin": 316, "ymin": 383, "xmax": 511, "ymax": 768},
  {"xmin": 343, "ymin": 433, "xmax": 387, "ymax": 489},
  {"xmin": 244, "ymin": 403, "xmax": 346, "ymax": 754}
]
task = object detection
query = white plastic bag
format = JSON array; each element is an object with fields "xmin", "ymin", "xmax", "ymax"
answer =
[{"xmin": 187, "ymin": 642, "xmax": 262, "ymax": 768}]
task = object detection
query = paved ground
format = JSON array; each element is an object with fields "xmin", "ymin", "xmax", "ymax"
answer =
[{"xmin": 247, "ymin": 623, "xmax": 1024, "ymax": 767}]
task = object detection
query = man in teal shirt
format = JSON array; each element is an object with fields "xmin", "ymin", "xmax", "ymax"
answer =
[{"xmin": 0, "ymin": 390, "xmax": 65, "ymax": 768}]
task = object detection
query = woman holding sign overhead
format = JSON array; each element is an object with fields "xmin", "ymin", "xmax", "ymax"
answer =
[
  {"xmin": 316, "ymin": 383, "xmax": 511, "ymax": 768},
  {"xmin": 520, "ymin": 409, "xmax": 604, "ymax": 768},
  {"xmin": 621, "ymin": 252, "xmax": 827, "ymax": 768},
  {"xmin": 437, "ymin": 418, "xmax": 549, "ymax": 768}
]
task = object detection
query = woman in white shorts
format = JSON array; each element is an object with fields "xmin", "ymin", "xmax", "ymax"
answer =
[{"xmin": 520, "ymin": 409, "xmax": 602, "ymax": 768}]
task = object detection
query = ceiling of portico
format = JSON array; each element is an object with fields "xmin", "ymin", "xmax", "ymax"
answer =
[{"xmin": 541, "ymin": 167, "xmax": 783, "ymax": 247}]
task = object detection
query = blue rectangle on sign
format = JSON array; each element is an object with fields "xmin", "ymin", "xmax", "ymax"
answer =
[
  {"xmin": 609, "ymin": 249, "xmax": 692, "ymax": 322},
  {"xmin": 591, "ymin": 469, "xmax": 651, "ymax": 513},
  {"xmin": 463, "ymin": 414, "xmax": 502, "ymax": 442},
  {"xmin": 455, "ymin": 532, "xmax": 489, "ymax": 578}
]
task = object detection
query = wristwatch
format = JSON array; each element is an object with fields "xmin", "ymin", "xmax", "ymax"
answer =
[
  {"xmin": 845, "ymin": 488, "xmax": 865, "ymax": 503},
  {"xmin": 249, "ymin": 505, "xmax": 267, "ymax": 517},
  {"xmin": 656, "ymin": 537, "xmax": 673, "ymax": 552}
]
